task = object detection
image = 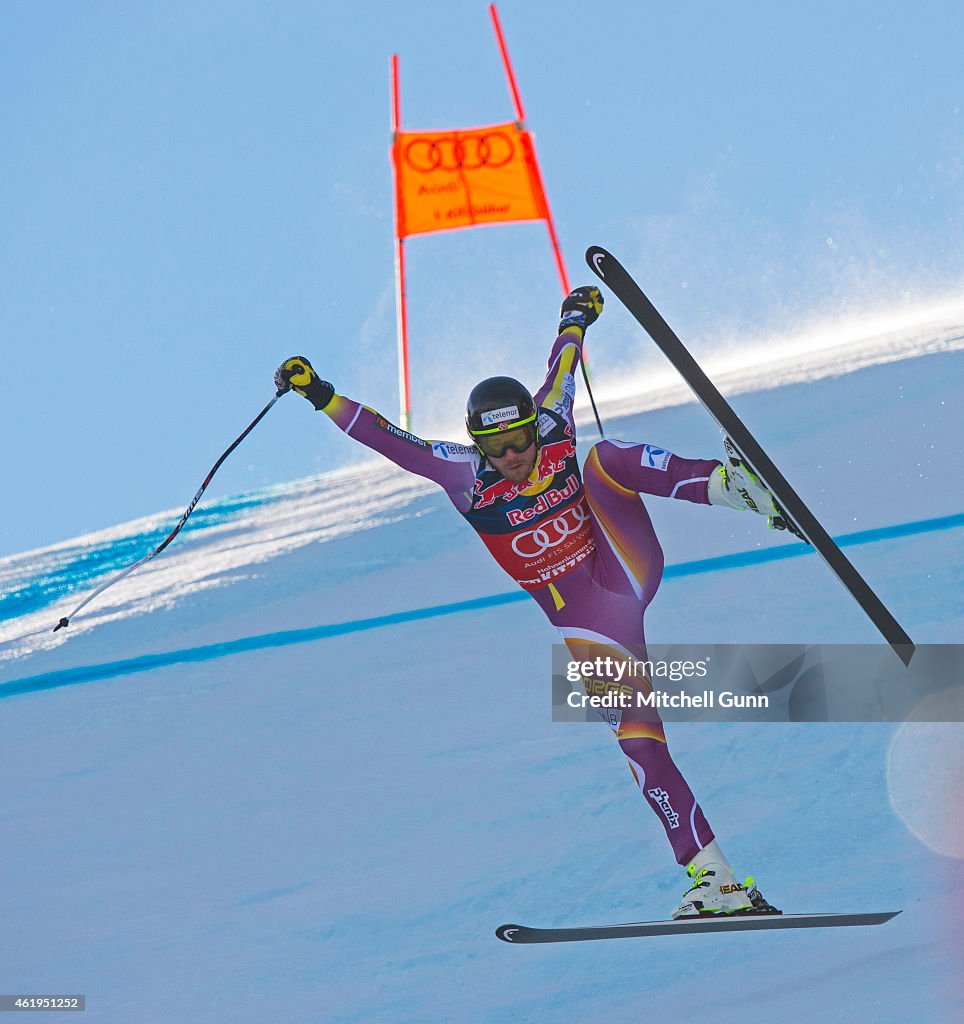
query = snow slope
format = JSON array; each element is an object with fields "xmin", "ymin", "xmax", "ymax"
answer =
[{"xmin": 1, "ymin": 321, "xmax": 962, "ymax": 1023}]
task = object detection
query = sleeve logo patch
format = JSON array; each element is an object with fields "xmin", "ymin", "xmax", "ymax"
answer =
[
  {"xmin": 480, "ymin": 405, "xmax": 520, "ymax": 427},
  {"xmin": 641, "ymin": 444, "xmax": 672, "ymax": 471},
  {"xmin": 375, "ymin": 415, "xmax": 428, "ymax": 448},
  {"xmin": 552, "ymin": 373, "xmax": 576, "ymax": 415},
  {"xmin": 431, "ymin": 441, "xmax": 477, "ymax": 460}
]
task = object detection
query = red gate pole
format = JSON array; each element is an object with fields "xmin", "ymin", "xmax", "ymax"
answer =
[
  {"xmin": 488, "ymin": 3, "xmax": 569, "ymax": 295},
  {"xmin": 390, "ymin": 53, "xmax": 413, "ymax": 430}
]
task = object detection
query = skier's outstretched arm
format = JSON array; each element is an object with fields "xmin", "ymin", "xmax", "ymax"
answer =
[
  {"xmin": 532, "ymin": 287, "xmax": 604, "ymax": 433},
  {"xmin": 275, "ymin": 357, "xmax": 478, "ymax": 501}
]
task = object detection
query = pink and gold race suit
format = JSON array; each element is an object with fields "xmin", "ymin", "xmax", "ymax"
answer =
[{"xmin": 322, "ymin": 330, "xmax": 725, "ymax": 864}]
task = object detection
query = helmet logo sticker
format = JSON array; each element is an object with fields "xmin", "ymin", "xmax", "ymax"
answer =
[{"xmin": 480, "ymin": 404, "xmax": 520, "ymax": 427}]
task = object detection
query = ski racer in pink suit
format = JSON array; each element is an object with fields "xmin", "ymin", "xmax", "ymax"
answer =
[{"xmin": 276, "ymin": 287, "xmax": 783, "ymax": 918}]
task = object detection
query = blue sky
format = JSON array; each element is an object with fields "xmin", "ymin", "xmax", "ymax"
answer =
[{"xmin": 2, "ymin": 0, "xmax": 961, "ymax": 558}]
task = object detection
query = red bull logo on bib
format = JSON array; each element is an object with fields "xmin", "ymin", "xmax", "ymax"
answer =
[{"xmin": 505, "ymin": 474, "xmax": 580, "ymax": 525}]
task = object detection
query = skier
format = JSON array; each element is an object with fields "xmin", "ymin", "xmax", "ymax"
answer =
[{"xmin": 275, "ymin": 287, "xmax": 782, "ymax": 918}]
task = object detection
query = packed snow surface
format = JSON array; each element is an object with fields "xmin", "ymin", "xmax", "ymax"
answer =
[{"xmin": 1, "ymin": 315, "xmax": 962, "ymax": 1023}]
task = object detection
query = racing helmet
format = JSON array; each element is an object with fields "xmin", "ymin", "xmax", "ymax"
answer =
[{"xmin": 465, "ymin": 376, "xmax": 538, "ymax": 459}]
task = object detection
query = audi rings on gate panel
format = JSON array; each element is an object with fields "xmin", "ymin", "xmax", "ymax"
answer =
[{"xmin": 403, "ymin": 132, "xmax": 516, "ymax": 173}]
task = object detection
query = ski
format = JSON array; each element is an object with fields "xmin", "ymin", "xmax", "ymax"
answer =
[
  {"xmin": 496, "ymin": 911, "xmax": 900, "ymax": 944},
  {"xmin": 586, "ymin": 245, "xmax": 915, "ymax": 666}
]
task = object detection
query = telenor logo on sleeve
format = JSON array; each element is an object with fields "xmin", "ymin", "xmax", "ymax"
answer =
[{"xmin": 641, "ymin": 445, "xmax": 671, "ymax": 471}]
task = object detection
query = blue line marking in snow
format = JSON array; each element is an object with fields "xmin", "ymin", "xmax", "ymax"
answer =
[
  {"xmin": 2, "ymin": 593, "xmax": 526, "ymax": 698},
  {"xmin": 665, "ymin": 511, "xmax": 964, "ymax": 578},
  {"xmin": 3, "ymin": 511, "xmax": 961, "ymax": 699},
  {"xmin": 0, "ymin": 493, "xmax": 268, "ymax": 622}
]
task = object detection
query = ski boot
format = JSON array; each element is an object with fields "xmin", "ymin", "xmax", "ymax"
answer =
[
  {"xmin": 671, "ymin": 857, "xmax": 782, "ymax": 919},
  {"xmin": 672, "ymin": 862, "xmax": 754, "ymax": 918},
  {"xmin": 707, "ymin": 436, "xmax": 807, "ymax": 541}
]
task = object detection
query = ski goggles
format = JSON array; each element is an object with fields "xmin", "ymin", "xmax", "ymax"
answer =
[{"xmin": 470, "ymin": 414, "xmax": 538, "ymax": 459}]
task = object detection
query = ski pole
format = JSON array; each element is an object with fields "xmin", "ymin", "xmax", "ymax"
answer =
[
  {"xmin": 53, "ymin": 388, "xmax": 288, "ymax": 632},
  {"xmin": 580, "ymin": 361, "xmax": 605, "ymax": 439}
]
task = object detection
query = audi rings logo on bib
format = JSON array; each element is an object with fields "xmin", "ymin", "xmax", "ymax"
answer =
[
  {"xmin": 403, "ymin": 131, "xmax": 516, "ymax": 173},
  {"xmin": 511, "ymin": 504, "xmax": 590, "ymax": 558}
]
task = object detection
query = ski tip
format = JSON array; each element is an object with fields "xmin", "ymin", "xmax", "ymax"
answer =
[
  {"xmin": 585, "ymin": 246, "xmax": 611, "ymax": 279},
  {"xmin": 496, "ymin": 924, "xmax": 523, "ymax": 943}
]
